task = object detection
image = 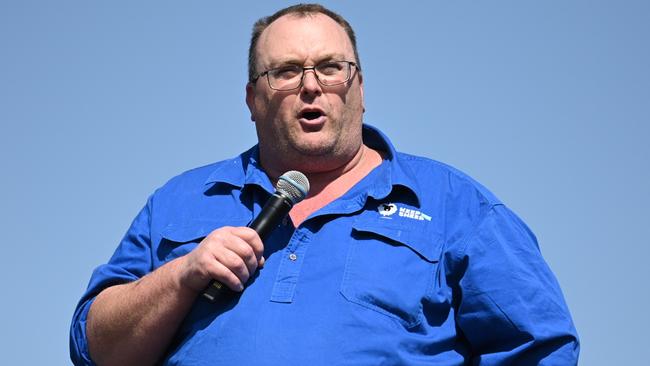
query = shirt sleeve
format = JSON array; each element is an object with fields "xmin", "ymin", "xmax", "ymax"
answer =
[
  {"xmin": 454, "ymin": 204, "xmax": 579, "ymax": 365},
  {"xmin": 69, "ymin": 196, "xmax": 154, "ymax": 365}
]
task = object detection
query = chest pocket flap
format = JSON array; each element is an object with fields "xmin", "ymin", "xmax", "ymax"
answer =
[
  {"xmin": 351, "ymin": 217, "xmax": 442, "ymax": 263},
  {"xmin": 158, "ymin": 217, "xmax": 249, "ymax": 262}
]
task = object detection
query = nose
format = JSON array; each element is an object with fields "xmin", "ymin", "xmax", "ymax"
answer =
[{"xmin": 300, "ymin": 69, "xmax": 322, "ymax": 96}]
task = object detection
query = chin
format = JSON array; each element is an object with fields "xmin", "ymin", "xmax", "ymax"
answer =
[
  {"xmin": 290, "ymin": 135, "xmax": 335, "ymax": 154},
  {"xmin": 294, "ymin": 146, "xmax": 336, "ymax": 159}
]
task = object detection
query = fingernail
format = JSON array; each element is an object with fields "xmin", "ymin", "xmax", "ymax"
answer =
[
  {"xmin": 259, "ymin": 256, "xmax": 266, "ymax": 267},
  {"xmin": 236, "ymin": 284, "xmax": 244, "ymax": 292}
]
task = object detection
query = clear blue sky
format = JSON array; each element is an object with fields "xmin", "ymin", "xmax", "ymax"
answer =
[{"xmin": 1, "ymin": 1, "xmax": 648, "ymax": 364}]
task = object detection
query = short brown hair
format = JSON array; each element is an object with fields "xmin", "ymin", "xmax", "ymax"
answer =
[{"xmin": 248, "ymin": 3, "xmax": 361, "ymax": 83}]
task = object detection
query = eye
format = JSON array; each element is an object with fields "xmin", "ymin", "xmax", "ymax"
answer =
[
  {"xmin": 316, "ymin": 61, "xmax": 344, "ymax": 76},
  {"xmin": 270, "ymin": 65, "xmax": 302, "ymax": 80}
]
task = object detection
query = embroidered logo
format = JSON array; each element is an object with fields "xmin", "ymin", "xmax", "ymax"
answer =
[
  {"xmin": 378, "ymin": 203, "xmax": 431, "ymax": 222},
  {"xmin": 378, "ymin": 203, "xmax": 397, "ymax": 217},
  {"xmin": 398, "ymin": 207, "xmax": 432, "ymax": 221}
]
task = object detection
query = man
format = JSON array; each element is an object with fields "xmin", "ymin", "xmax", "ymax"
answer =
[{"xmin": 71, "ymin": 4, "xmax": 579, "ymax": 365}]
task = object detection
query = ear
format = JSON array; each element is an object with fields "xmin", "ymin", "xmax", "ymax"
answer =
[
  {"xmin": 245, "ymin": 83, "xmax": 256, "ymax": 122},
  {"xmin": 358, "ymin": 73, "xmax": 365, "ymax": 113}
]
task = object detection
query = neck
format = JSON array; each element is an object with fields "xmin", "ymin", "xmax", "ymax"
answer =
[
  {"xmin": 285, "ymin": 144, "xmax": 384, "ymax": 226},
  {"xmin": 303, "ymin": 144, "xmax": 372, "ymax": 195}
]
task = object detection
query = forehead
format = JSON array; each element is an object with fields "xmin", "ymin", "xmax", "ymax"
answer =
[{"xmin": 256, "ymin": 13, "xmax": 355, "ymax": 66}]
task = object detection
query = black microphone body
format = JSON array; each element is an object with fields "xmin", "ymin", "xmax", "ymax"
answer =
[
  {"xmin": 248, "ymin": 192, "xmax": 293, "ymax": 240},
  {"xmin": 202, "ymin": 171, "xmax": 309, "ymax": 302}
]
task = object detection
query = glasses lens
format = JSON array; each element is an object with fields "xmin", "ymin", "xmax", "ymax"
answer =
[
  {"xmin": 268, "ymin": 65, "xmax": 303, "ymax": 90},
  {"xmin": 315, "ymin": 61, "xmax": 350, "ymax": 86}
]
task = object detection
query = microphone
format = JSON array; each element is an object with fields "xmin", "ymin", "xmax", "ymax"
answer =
[{"xmin": 202, "ymin": 170, "xmax": 310, "ymax": 302}]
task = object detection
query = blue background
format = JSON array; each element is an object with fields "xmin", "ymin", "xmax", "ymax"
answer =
[{"xmin": 1, "ymin": 1, "xmax": 648, "ymax": 364}]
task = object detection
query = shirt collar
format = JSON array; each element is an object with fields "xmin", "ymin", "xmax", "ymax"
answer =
[
  {"xmin": 361, "ymin": 124, "xmax": 422, "ymax": 206},
  {"xmin": 203, "ymin": 145, "xmax": 273, "ymax": 193},
  {"xmin": 203, "ymin": 124, "xmax": 422, "ymax": 206}
]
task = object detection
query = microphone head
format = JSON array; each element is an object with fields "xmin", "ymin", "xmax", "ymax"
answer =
[{"xmin": 276, "ymin": 170, "xmax": 310, "ymax": 205}]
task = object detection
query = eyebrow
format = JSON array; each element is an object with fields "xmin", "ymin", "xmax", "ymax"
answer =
[{"xmin": 267, "ymin": 53, "xmax": 347, "ymax": 68}]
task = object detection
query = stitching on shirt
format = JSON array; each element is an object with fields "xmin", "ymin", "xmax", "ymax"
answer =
[
  {"xmin": 340, "ymin": 238, "xmax": 434, "ymax": 329},
  {"xmin": 456, "ymin": 203, "xmax": 503, "ymax": 265},
  {"xmin": 147, "ymin": 193, "xmax": 155, "ymax": 272}
]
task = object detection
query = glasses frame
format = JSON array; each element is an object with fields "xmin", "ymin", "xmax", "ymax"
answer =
[{"xmin": 251, "ymin": 60, "xmax": 360, "ymax": 91}]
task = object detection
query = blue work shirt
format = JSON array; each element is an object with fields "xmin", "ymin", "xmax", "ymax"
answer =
[{"xmin": 70, "ymin": 125, "xmax": 579, "ymax": 365}]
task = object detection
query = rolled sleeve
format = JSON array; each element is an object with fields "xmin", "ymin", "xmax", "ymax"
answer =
[{"xmin": 456, "ymin": 204, "xmax": 579, "ymax": 365}]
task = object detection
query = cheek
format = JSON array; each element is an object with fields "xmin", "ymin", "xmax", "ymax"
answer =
[
  {"xmin": 264, "ymin": 94, "xmax": 296, "ymax": 122},
  {"xmin": 254, "ymin": 94, "xmax": 271, "ymax": 116},
  {"xmin": 340, "ymin": 90, "xmax": 364, "ymax": 120}
]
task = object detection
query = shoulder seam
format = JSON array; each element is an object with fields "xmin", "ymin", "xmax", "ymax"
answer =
[
  {"xmin": 395, "ymin": 152, "xmax": 501, "ymax": 206},
  {"xmin": 456, "ymin": 202, "xmax": 504, "ymax": 262}
]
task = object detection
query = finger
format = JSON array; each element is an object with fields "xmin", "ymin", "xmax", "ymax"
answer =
[
  {"xmin": 203, "ymin": 226, "xmax": 264, "ymax": 275},
  {"xmin": 213, "ymin": 248, "xmax": 252, "ymax": 286},
  {"xmin": 228, "ymin": 227, "xmax": 265, "ymax": 261},
  {"xmin": 222, "ymin": 236, "xmax": 260, "ymax": 276},
  {"xmin": 204, "ymin": 259, "xmax": 244, "ymax": 292}
]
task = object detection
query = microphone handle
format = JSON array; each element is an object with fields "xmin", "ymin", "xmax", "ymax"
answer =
[
  {"xmin": 201, "ymin": 193, "xmax": 292, "ymax": 302},
  {"xmin": 248, "ymin": 193, "xmax": 293, "ymax": 239}
]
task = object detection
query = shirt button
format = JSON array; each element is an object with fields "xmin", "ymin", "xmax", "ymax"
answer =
[{"xmin": 289, "ymin": 253, "xmax": 297, "ymax": 261}]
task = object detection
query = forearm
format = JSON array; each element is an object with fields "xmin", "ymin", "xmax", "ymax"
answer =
[{"xmin": 86, "ymin": 257, "xmax": 197, "ymax": 366}]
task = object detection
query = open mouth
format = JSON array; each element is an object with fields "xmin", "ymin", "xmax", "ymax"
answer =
[{"xmin": 300, "ymin": 110, "xmax": 325, "ymax": 121}]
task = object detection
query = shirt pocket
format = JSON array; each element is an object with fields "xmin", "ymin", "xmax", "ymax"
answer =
[
  {"xmin": 157, "ymin": 218, "xmax": 249, "ymax": 263},
  {"xmin": 340, "ymin": 217, "xmax": 442, "ymax": 328}
]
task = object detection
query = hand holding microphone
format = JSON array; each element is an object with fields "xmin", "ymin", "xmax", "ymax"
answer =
[{"xmin": 199, "ymin": 171, "xmax": 310, "ymax": 302}]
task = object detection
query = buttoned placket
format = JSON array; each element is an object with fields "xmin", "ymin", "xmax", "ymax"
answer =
[{"xmin": 269, "ymin": 228, "xmax": 312, "ymax": 303}]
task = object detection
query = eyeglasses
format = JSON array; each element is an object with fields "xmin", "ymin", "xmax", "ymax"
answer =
[{"xmin": 251, "ymin": 60, "xmax": 359, "ymax": 91}]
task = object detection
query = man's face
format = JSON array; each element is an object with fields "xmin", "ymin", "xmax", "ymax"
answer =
[{"xmin": 246, "ymin": 13, "xmax": 364, "ymax": 175}]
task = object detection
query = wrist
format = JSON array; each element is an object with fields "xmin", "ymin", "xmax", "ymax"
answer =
[{"xmin": 166, "ymin": 256, "xmax": 203, "ymax": 297}]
